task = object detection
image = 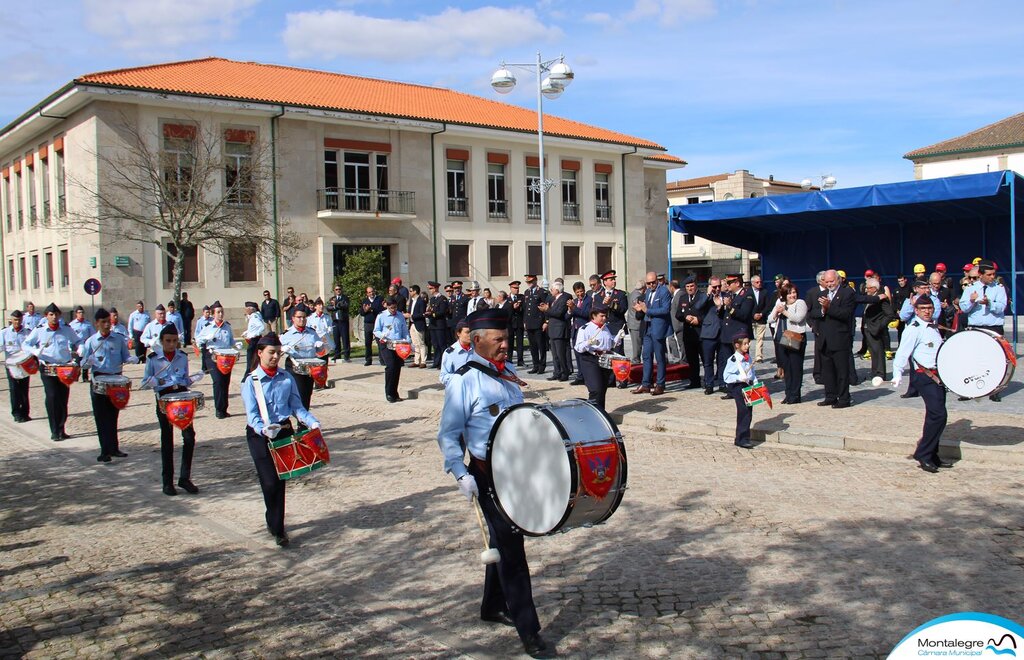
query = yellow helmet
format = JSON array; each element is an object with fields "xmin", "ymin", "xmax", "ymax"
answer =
[
  {"xmin": 913, "ymin": 263, "xmax": 926, "ymax": 273},
  {"xmin": 836, "ymin": 269, "xmax": 847, "ymax": 279},
  {"xmin": 972, "ymin": 256, "xmax": 982, "ymax": 265}
]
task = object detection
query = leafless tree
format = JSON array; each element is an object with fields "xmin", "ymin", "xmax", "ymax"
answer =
[{"xmin": 63, "ymin": 112, "xmax": 302, "ymax": 303}]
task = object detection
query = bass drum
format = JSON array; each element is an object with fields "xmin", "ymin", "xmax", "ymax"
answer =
[
  {"xmin": 486, "ymin": 399, "xmax": 627, "ymax": 536},
  {"xmin": 936, "ymin": 328, "xmax": 1016, "ymax": 399}
]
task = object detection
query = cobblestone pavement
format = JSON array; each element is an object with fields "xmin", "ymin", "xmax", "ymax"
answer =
[{"xmin": 1, "ymin": 357, "xmax": 1022, "ymax": 659}]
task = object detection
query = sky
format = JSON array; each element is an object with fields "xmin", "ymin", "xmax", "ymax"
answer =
[{"xmin": 2, "ymin": 0, "xmax": 1023, "ymax": 188}]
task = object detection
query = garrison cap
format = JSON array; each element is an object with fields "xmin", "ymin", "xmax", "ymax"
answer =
[
  {"xmin": 257, "ymin": 333, "xmax": 282, "ymax": 348},
  {"xmin": 427, "ymin": 280, "xmax": 440, "ymax": 288},
  {"xmin": 74, "ymin": 305, "xmax": 85, "ymax": 313},
  {"xmin": 508, "ymin": 280, "xmax": 521, "ymax": 287},
  {"xmin": 465, "ymin": 307, "xmax": 511, "ymax": 330},
  {"xmin": 682, "ymin": 275, "xmax": 696, "ymax": 285},
  {"xmin": 154, "ymin": 304, "xmax": 166, "ymax": 311},
  {"xmin": 245, "ymin": 301, "xmax": 258, "ymax": 309},
  {"xmin": 94, "ymin": 308, "xmax": 110, "ymax": 321},
  {"xmin": 44, "ymin": 303, "xmax": 60, "ymax": 315},
  {"xmin": 159, "ymin": 324, "xmax": 179, "ymax": 338}
]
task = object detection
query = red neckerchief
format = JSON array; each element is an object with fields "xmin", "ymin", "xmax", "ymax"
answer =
[
  {"xmin": 484, "ymin": 357, "xmax": 506, "ymax": 373},
  {"xmin": 163, "ymin": 351, "xmax": 176, "ymax": 362},
  {"xmin": 215, "ymin": 320, "xmax": 224, "ymax": 328},
  {"xmin": 48, "ymin": 322, "xmax": 59, "ymax": 331},
  {"xmin": 459, "ymin": 341, "xmax": 471, "ymax": 351},
  {"xmin": 100, "ymin": 332, "xmax": 110, "ymax": 338},
  {"xmin": 263, "ymin": 367, "xmax": 278, "ymax": 378},
  {"xmin": 594, "ymin": 321, "xmax": 605, "ymax": 328}
]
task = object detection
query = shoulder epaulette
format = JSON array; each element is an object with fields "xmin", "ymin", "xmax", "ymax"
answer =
[
  {"xmin": 446, "ymin": 346, "xmax": 455, "ymax": 354},
  {"xmin": 730, "ymin": 355, "xmax": 737, "ymax": 362},
  {"xmin": 455, "ymin": 363, "xmax": 473, "ymax": 375}
]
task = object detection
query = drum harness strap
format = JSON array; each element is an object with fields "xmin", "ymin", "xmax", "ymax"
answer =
[
  {"xmin": 251, "ymin": 374, "xmax": 293, "ymax": 436},
  {"xmin": 456, "ymin": 361, "xmax": 550, "ymax": 403}
]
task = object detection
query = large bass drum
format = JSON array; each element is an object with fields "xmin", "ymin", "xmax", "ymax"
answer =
[
  {"xmin": 936, "ymin": 328, "xmax": 1016, "ymax": 399},
  {"xmin": 486, "ymin": 399, "xmax": 627, "ymax": 536}
]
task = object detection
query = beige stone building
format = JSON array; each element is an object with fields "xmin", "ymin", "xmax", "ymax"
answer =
[
  {"xmin": 905, "ymin": 111, "xmax": 1024, "ymax": 180},
  {"xmin": 0, "ymin": 58, "xmax": 682, "ymax": 318},
  {"xmin": 667, "ymin": 170, "xmax": 812, "ymax": 280}
]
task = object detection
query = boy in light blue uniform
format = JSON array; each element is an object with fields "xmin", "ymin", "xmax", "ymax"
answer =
[
  {"xmin": 22, "ymin": 302, "xmax": 42, "ymax": 331},
  {"xmin": 439, "ymin": 321, "xmax": 473, "ymax": 388},
  {"xmin": 958, "ymin": 259, "xmax": 1007, "ymax": 402},
  {"xmin": 109, "ymin": 307, "xmax": 130, "ymax": 342},
  {"xmin": 241, "ymin": 333, "xmax": 320, "ymax": 548},
  {"xmin": 195, "ymin": 302, "xmax": 234, "ymax": 418},
  {"xmin": 2, "ymin": 310, "xmax": 32, "ymax": 422},
  {"xmin": 140, "ymin": 305, "xmax": 173, "ymax": 354},
  {"xmin": 281, "ymin": 307, "xmax": 323, "ymax": 415},
  {"xmin": 80, "ymin": 308, "xmax": 136, "ymax": 463},
  {"xmin": 24, "ymin": 303, "xmax": 81, "ymax": 441},
  {"xmin": 127, "ymin": 301, "xmax": 151, "ymax": 363},
  {"xmin": 373, "ymin": 296, "xmax": 410, "ymax": 402},
  {"xmin": 573, "ymin": 305, "xmax": 615, "ymax": 411},
  {"xmin": 242, "ymin": 301, "xmax": 266, "ymax": 374},
  {"xmin": 722, "ymin": 333, "xmax": 756, "ymax": 449},
  {"xmin": 69, "ymin": 305, "xmax": 95, "ymax": 382},
  {"xmin": 166, "ymin": 301, "xmax": 185, "ymax": 336}
]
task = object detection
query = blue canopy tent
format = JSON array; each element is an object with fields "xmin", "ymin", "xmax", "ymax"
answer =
[{"xmin": 668, "ymin": 170, "xmax": 1021, "ymax": 350}]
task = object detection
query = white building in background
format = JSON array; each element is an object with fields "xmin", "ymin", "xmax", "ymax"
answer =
[
  {"xmin": 0, "ymin": 57, "xmax": 683, "ymax": 318},
  {"xmin": 905, "ymin": 111, "xmax": 1024, "ymax": 179}
]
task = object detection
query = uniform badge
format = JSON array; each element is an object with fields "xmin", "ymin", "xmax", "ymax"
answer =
[
  {"xmin": 488, "ymin": 404, "xmax": 500, "ymax": 416},
  {"xmin": 925, "ymin": 342, "xmax": 934, "ymax": 348}
]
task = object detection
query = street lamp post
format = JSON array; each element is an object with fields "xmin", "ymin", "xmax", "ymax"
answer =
[{"xmin": 492, "ymin": 53, "xmax": 574, "ymax": 283}]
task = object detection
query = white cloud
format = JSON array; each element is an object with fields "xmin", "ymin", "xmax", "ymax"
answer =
[
  {"xmin": 583, "ymin": 12, "xmax": 613, "ymax": 25},
  {"xmin": 620, "ymin": 0, "xmax": 717, "ymax": 26},
  {"xmin": 283, "ymin": 7, "xmax": 563, "ymax": 61},
  {"xmin": 82, "ymin": 0, "xmax": 260, "ymax": 52}
]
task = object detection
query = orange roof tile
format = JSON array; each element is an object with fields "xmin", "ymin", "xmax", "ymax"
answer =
[
  {"xmin": 76, "ymin": 57, "xmax": 668, "ymax": 151},
  {"xmin": 667, "ymin": 173, "xmax": 730, "ymax": 189},
  {"xmin": 905, "ymin": 112, "xmax": 1024, "ymax": 160},
  {"xmin": 645, "ymin": 153, "xmax": 687, "ymax": 165}
]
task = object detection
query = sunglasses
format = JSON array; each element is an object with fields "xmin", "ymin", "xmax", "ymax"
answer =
[{"xmin": 645, "ymin": 281, "xmax": 657, "ymax": 285}]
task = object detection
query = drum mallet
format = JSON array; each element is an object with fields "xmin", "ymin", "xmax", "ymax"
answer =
[{"xmin": 472, "ymin": 495, "xmax": 501, "ymax": 565}]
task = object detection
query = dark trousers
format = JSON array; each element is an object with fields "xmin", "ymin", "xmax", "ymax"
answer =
[
  {"xmin": 912, "ymin": 371, "xmax": 947, "ymax": 463},
  {"xmin": 641, "ymin": 334, "xmax": 667, "ymax": 387},
  {"xmin": 157, "ymin": 404, "xmax": 195, "ymax": 486},
  {"xmin": 289, "ymin": 370, "xmax": 314, "ymax": 412},
  {"xmin": 201, "ymin": 348, "xmax": 211, "ymax": 373},
  {"xmin": 246, "ymin": 337, "xmax": 261, "ymax": 374},
  {"xmin": 132, "ymin": 330, "xmax": 146, "ymax": 362},
  {"xmin": 510, "ymin": 326, "xmax": 525, "ymax": 365},
  {"xmin": 364, "ymin": 325, "xmax": 382, "ymax": 365},
  {"xmin": 864, "ymin": 329, "xmax": 887, "ymax": 379},
  {"xmin": 332, "ymin": 321, "xmax": 350, "ymax": 360},
  {"xmin": 701, "ymin": 339, "xmax": 721, "ymax": 388},
  {"xmin": 469, "ymin": 461, "xmax": 541, "ymax": 642},
  {"xmin": 527, "ymin": 328, "xmax": 547, "ymax": 371},
  {"xmin": 811, "ymin": 332, "xmax": 822, "ymax": 382},
  {"xmin": 182, "ymin": 322, "xmax": 193, "ymax": 348},
  {"xmin": 778, "ymin": 341, "xmax": 806, "ymax": 402},
  {"xmin": 246, "ymin": 425, "xmax": 288, "ymax": 537},
  {"xmin": 728, "ymin": 382, "xmax": 752, "ymax": 445},
  {"xmin": 7, "ymin": 373, "xmax": 29, "ymax": 420},
  {"xmin": 821, "ymin": 344, "xmax": 852, "ymax": 405},
  {"xmin": 40, "ymin": 374, "xmax": 70, "ymax": 437},
  {"xmin": 429, "ymin": 328, "xmax": 447, "ymax": 368},
  {"xmin": 380, "ymin": 345, "xmax": 403, "ymax": 399},
  {"xmin": 90, "ymin": 389, "xmax": 121, "ymax": 455},
  {"xmin": 579, "ymin": 354, "xmax": 609, "ymax": 411},
  {"xmin": 210, "ymin": 367, "xmax": 230, "ymax": 415},
  {"xmin": 682, "ymin": 335, "xmax": 701, "ymax": 386},
  {"xmin": 717, "ymin": 342, "xmax": 733, "ymax": 388},
  {"xmin": 549, "ymin": 337, "xmax": 570, "ymax": 379}
]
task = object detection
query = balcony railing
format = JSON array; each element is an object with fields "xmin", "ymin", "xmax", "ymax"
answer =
[
  {"xmin": 317, "ymin": 188, "xmax": 415, "ymax": 215},
  {"xmin": 57, "ymin": 194, "xmax": 66, "ymax": 217},
  {"xmin": 526, "ymin": 200, "xmax": 542, "ymax": 220},
  {"xmin": 5, "ymin": 213, "xmax": 10, "ymax": 232},
  {"xmin": 596, "ymin": 202, "xmax": 612, "ymax": 223},
  {"xmin": 488, "ymin": 199, "xmax": 508, "ymax": 219},
  {"xmin": 42, "ymin": 200, "xmax": 50, "ymax": 223},
  {"xmin": 447, "ymin": 196, "xmax": 468, "ymax": 217},
  {"xmin": 562, "ymin": 202, "xmax": 580, "ymax": 223},
  {"xmin": 29, "ymin": 205, "xmax": 36, "ymax": 227}
]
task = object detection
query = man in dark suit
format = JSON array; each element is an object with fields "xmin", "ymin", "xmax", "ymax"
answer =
[
  {"xmin": 542, "ymin": 281, "xmax": 572, "ymax": 381},
  {"xmin": 804, "ymin": 271, "xmax": 826, "ymax": 384},
  {"xmin": 450, "ymin": 281, "xmax": 469, "ymax": 336},
  {"xmin": 809, "ymin": 269, "xmax": 857, "ymax": 408},
  {"xmin": 717, "ymin": 274, "xmax": 755, "ymax": 396},
  {"xmin": 674, "ymin": 276, "xmax": 704, "ymax": 388},
  {"xmin": 668, "ymin": 279, "xmax": 684, "ymax": 363},
  {"xmin": 749, "ymin": 275, "xmax": 771, "ymax": 362},
  {"xmin": 328, "ymin": 284, "xmax": 351, "ymax": 362},
  {"xmin": 360, "ymin": 286, "xmax": 384, "ymax": 366},
  {"xmin": 569, "ymin": 282, "xmax": 590, "ymax": 385},
  {"xmin": 507, "ymin": 280, "xmax": 526, "ymax": 366},
  {"xmin": 179, "ymin": 292, "xmax": 195, "ymax": 346},
  {"xmin": 261, "ymin": 290, "xmax": 281, "ymax": 334},
  {"xmin": 425, "ymin": 281, "xmax": 449, "ymax": 369},
  {"xmin": 632, "ymin": 271, "xmax": 673, "ymax": 395},
  {"xmin": 859, "ymin": 278, "xmax": 894, "ymax": 380},
  {"xmin": 696, "ymin": 277, "xmax": 723, "ymax": 394},
  {"xmin": 523, "ymin": 275, "xmax": 550, "ymax": 374}
]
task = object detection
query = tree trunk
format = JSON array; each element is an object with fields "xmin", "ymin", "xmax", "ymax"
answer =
[{"xmin": 172, "ymin": 245, "xmax": 185, "ymax": 306}]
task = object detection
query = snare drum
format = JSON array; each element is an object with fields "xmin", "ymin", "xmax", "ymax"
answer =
[
  {"xmin": 386, "ymin": 340, "xmax": 413, "ymax": 359},
  {"xmin": 6, "ymin": 350, "xmax": 39, "ymax": 379},
  {"xmin": 597, "ymin": 353, "xmax": 614, "ymax": 369},
  {"xmin": 42, "ymin": 362, "xmax": 81, "ymax": 386},
  {"xmin": 486, "ymin": 399, "xmax": 627, "ymax": 536},
  {"xmin": 158, "ymin": 390, "xmax": 205, "ymax": 430},
  {"xmin": 92, "ymin": 375, "xmax": 132, "ymax": 409},
  {"xmin": 290, "ymin": 357, "xmax": 325, "ymax": 375},
  {"xmin": 211, "ymin": 348, "xmax": 239, "ymax": 375},
  {"xmin": 268, "ymin": 427, "xmax": 330, "ymax": 480},
  {"xmin": 936, "ymin": 328, "xmax": 1016, "ymax": 399}
]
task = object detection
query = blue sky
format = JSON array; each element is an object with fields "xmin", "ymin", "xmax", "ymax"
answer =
[{"xmin": 2, "ymin": 0, "xmax": 1022, "ymax": 187}]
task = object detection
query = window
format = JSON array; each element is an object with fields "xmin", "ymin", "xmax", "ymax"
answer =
[
  {"xmin": 596, "ymin": 246, "xmax": 613, "ymax": 276},
  {"xmin": 526, "ymin": 166, "xmax": 541, "ymax": 219},
  {"xmin": 527, "ymin": 244, "xmax": 543, "ymax": 276},
  {"xmin": 19, "ymin": 257, "xmax": 26, "ymax": 290},
  {"xmin": 595, "ymin": 172, "xmax": 611, "ymax": 223},
  {"xmin": 488, "ymin": 244, "xmax": 510, "ymax": 278},
  {"xmin": 228, "ymin": 243, "xmax": 257, "ymax": 282},
  {"xmin": 40, "ymin": 156, "xmax": 50, "ymax": 221},
  {"xmin": 375, "ymin": 154, "xmax": 389, "ymax": 212},
  {"xmin": 686, "ymin": 196, "xmax": 700, "ymax": 205},
  {"xmin": 27, "ymin": 161, "xmax": 36, "ymax": 227},
  {"xmin": 683, "ymin": 234, "xmax": 696, "ymax": 245},
  {"xmin": 323, "ymin": 150, "xmax": 339, "ymax": 209},
  {"xmin": 59, "ymin": 249, "xmax": 69, "ymax": 287},
  {"xmin": 162, "ymin": 123, "xmax": 196, "ymax": 204},
  {"xmin": 446, "ymin": 159, "xmax": 467, "ymax": 216},
  {"xmin": 55, "ymin": 148, "xmax": 66, "ymax": 216},
  {"xmin": 7, "ymin": 259, "xmax": 14, "ymax": 291},
  {"xmin": 224, "ymin": 129, "xmax": 254, "ymax": 205},
  {"xmin": 2, "ymin": 174, "xmax": 9, "ymax": 232},
  {"xmin": 165, "ymin": 243, "xmax": 199, "ymax": 283},
  {"xmin": 488, "ymin": 163, "xmax": 507, "ymax": 218},
  {"xmin": 563, "ymin": 245, "xmax": 581, "ymax": 276},
  {"xmin": 448, "ymin": 243, "xmax": 470, "ymax": 278},
  {"xmin": 561, "ymin": 168, "xmax": 578, "ymax": 222},
  {"xmin": 45, "ymin": 252, "xmax": 53, "ymax": 289},
  {"xmin": 344, "ymin": 152, "xmax": 371, "ymax": 211},
  {"xmin": 31, "ymin": 254, "xmax": 39, "ymax": 289},
  {"xmin": 16, "ymin": 169, "xmax": 23, "ymax": 228}
]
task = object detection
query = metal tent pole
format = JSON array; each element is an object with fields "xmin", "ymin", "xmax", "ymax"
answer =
[{"xmin": 1010, "ymin": 172, "xmax": 1018, "ymax": 352}]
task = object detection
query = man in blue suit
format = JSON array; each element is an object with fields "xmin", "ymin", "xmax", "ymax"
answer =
[
  {"xmin": 632, "ymin": 271, "xmax": 673, "ymax": 395},
  {"xmin": 718, "ymin": 274, "xmax": 755, "ymax": 400}
]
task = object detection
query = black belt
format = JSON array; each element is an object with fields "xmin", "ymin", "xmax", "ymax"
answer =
[{"xmin": 470, "ymin": 456, "xmax": 488, "ymax": 473}]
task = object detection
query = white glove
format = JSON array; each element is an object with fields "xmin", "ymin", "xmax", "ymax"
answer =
[
  {"xmin": 281, "ymin": 344, "xmax": 294, "ymax": 354},
  {"xmin": 76, "ymin": 344, "xmax": 86, "ymax": 358},
  {"xmin": 126, "ymin": 356, "xmax": 140, "ymax": 365},
  {"xmin": 188, "ymin": 373, "xmax": 204, "ymax": 385},
  {"xmin": 457, "ymin": 474, "xmax": 479, "ymax": 501},
  {"xmin": 314, "ymin": 341, "xmax": 324, "ymax": 350},
  {"xmin": 308, "ymin": 421, "xmax": 320, "ymax": 430},
  {"xmin": 262, "ymin": 425, "xmax": 281, "ymax": 440},
  {"xmin": 29, "ymin": 346, "xmax": 42, "ymax": 358},
  {"xmin": 891, "ymin": 373, "xmax": 902, "ymax": 389}
]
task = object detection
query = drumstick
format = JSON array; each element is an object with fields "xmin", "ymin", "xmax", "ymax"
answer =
[{"xmin": 472, "ymin": 495, "xmax": 500, "ymax": 565}]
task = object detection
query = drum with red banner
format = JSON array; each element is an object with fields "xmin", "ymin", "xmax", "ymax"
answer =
[
  {"xmin": 212, "ymin": 348, "xmax": 238, "ymax": 375},
  {"xmin": 158, "ymin": 391, "xmax": 205, "ymax": 430},
  {"xmin": 486, "ymin": 399, "xmax": 627, "ymax": 536},
  {"xmin": 609, "ymin": 357, "xmax": 632, "ymax": 383},
  {"xmin": 267, "ymin": 427, "xmax": 330, "ymax": 480},
  {"xmin": 387, "ymin": 340, "xmax": 413, "ymax": 360},
  {"xmin": 741, "ymin": 381, "xmax": 773, "ymax": 409},
  {"xmin": 5, "ymin": 351, "xmax": 39, "ymax": 379},
  {"xmin": 92, "ymin": 375, "xmax": 132, "ymax": 409},
  {"xmin": 42, "ymin": 363, "xmax": 81, "ymax": 386}
]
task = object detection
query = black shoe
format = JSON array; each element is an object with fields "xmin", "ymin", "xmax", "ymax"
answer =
[
  {"xmin": 215, "ymin": 411, "xmax": 231, "ymax": 419},
  {"xmin": 686, "ymin": 383, "xmax": 702, "ymax": 389},
  {"xmin": 559, "ymin": 376, "xmax": 569, "ymax": 382},
  {"xmin": 717, "ymin": 386, "xmax": 727, "ymax": 393},
  {"xmin": 917, "ymin": 461, "xmax": 939, "ymax": 474},
  {"xmin": 704, "ymin": 387, "xmax": 713, "ymax": 395},
  {"xmin": 97, "ymin": 454, "xmax": 111, "ymax": 463},
  {"xmin": 957, "ymin": 396, "xmax": 970, "ymax": 401},
  {"xmin": 21, "ymin": 416, "xmax": 31, "ymax": 422},
  {"xmin": 364, "ymin": 362, "xmax": 372, "ymax": 367},
  {"xmin": 735, "ymin": 441, "xmax": 753, "ymax": 449},
  {"xmin": 111, "ymin": 450, "xmax": 128, "ymax": 458},
  {"xmin": 990, "ymin": 393, "xmax": 1002, "ymax": 402},
  {"xmin": 13, "ymin": 417, "xmax": 23, "ymax": 423},
  {"xmin": 517, "ymin": 362, "xmax": 526, "ymax": 367},
  {"xmin": 780, "ymin": 398, "xmax": 790, "ymax": 405},
  {"xmin": 935, "ymin": 460, "xmax": 955, "ymax": 469},
  {"xmin": 522, "ymin": 633, "xmax": 554, "ymax": 659},
  {"xmin": 177, "ymin": 479, "xmax": 199, "ymax": 494},
  {"xmin": 527, "ymin": 367, "xmax": 538, "ymax": 374},
  {"xmin": 536, "ymin": 369, "xmax": 546, "ymax": 375},
  {"xmin": 832, "ymin": 401, "xmax": 851, "ymax": 409},
  {"xmin": 569, "ymin": 379, "xmax": 585, "ymax": 386},
  {"xmin": 786, "ymin": 397, "xmax": 801, "ymax": 404},
  {"xmin": 163, "ymin": 484, "xmax": 178, "ymax": 496},
  {"xmin": 616, "ymin": 381, "xmax": 629, "ymax": 389},
  {"xmin": 547, "ymin": 375, "xmax": 560, "ymax": 381},
  {"xmin": 720, "ymin": 394, "xmax": 732, "ymax": 400},
  {"xmin": 52, "ymin": 435, "xmax": 63, "ymax": 442},
  {"xmin": 386, "ymin": 396, "xmax": 398, "ymax": 403},
  {"xmin": 817, "ymin": 400, "xmax": 837, "ymax": 407},
  {"xmin": 275, "ymin": 534, "xmax": 290, "ymax": 547},
  {"xmin": 900, "ymin": 393, "xmax": 918, "ymax": 399},
  {"xmin": 60, "ymin": 432, "xmax": 72, "ymax": 440},
  {"xmin": 480, "ymin": 611, "xmax": 515, "ymax": 627}
]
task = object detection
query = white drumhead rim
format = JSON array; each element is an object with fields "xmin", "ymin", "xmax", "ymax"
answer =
[{"xmin": 936, "ymin": 328, "xmax": 1012, "ymax": 398}]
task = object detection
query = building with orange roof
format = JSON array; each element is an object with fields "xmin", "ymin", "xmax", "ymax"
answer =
[
  {"xmin": 904, "ymin": 111, "xmax": 1024, "ymax": 180},
  {"xmin": 0, "ymin": 57, "xmax": 684, "ymax": 317}
]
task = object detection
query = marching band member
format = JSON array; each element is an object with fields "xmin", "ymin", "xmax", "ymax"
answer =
[
  {"xmin": 80, "ymin": 308, "xmax": 136, "ymax": 463},
  {"xmin": 23, "ymin": 303, "xmax": 81, "ymax": 441},
  {"xmin": 240, "ymin": 334, "xmax": 320, "ymax": 548},
  {"xmin": 128, "ymin": 301, "xmax": 151, "ymax": 362},
  {"xmin": 194, "ymin": 305, "xmax": 213, "ymax": 369},
  {"xmin": 143, "ymin": 324, "xmax": 201, "ymax": 494},
  {"xmin": 958, "ymin": 259, "xmax": 1007, "ymax": 402},
  {"xmin": 437, "ymin": 308, "xmax": 552, "ymax": 659},
  {"xmin": 109, "ymin": 307, "xmax": 130, "ymax": 342},
  {"xmin": 196, "ymin": 302, "xmax": 234, "ymax": 419},
  {"xmin": 722, "ymin": 332, "xmax": 756, "ymax": 449},
  {"xmin": 373, "ymin": 296, "xmax": 410, "ymax": 403},
  {"xmin": 242, "ymin": 301, "xmax": 266, "ymax": 374},
  {"xmin": 69, "ymin": 305, "xmax": 95, "ymax": 382},
  {"xmin": 439, "ymin": 321, "xmax": 473, "ymax": 388},
  {"xmin": 573, "ymin": 304, "xmax": 614, "ymax": 411},
  {"xmin": 2, "ymin": 310, "xmax": 32, "ymax": 423},
  {"xmin": 308, "ymin": 298, "xmax": 334, "ymax": 388},
  {"xmin": 166, "ymin": 301, "xmax": 185, "ymax": 336},
  {"xmin": 892, "ymin": 297, "xmax": 953, "ymax": 473},
  {"xmin": 280, "ymin": 307, "xmax": 322, "ymax": 416},
  {"xmin": 140, "ymin": 304, "xmax": 172, "ymax": 354},
  {"xmin": 22, "ymin": 301, "xmax": 42, "ymax": 331}
]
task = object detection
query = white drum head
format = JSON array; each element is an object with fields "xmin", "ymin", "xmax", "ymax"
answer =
[
  {"xmin": 937, "ymin": 329, "xmax": 1010, "ymax": 398},
  {"xmin": 489, "ymin": 405, "xmax": 571, "ymax": 535}
]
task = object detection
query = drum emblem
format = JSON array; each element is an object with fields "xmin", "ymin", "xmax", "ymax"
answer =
[
  {"xmin": 308, "ymin": 363, "xmax": 328, "ymax": 387},
  {"xmin": 56, "ymin": 365, "xmax": 81, "ymax": 387},
  {"xmin": 107, "ymin": 385, "xmax": 131, "ymax": 410},
  {"xmin": 215, "ymin": 352, "xmax": 237, "ymax": 375},
  {"xmin": 574, "ymin": 443, "xmax": 620, "ymax": 500},
  {"xmin": 165, "ymin": 400, "xmax": 196, "ymax": 430}
]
